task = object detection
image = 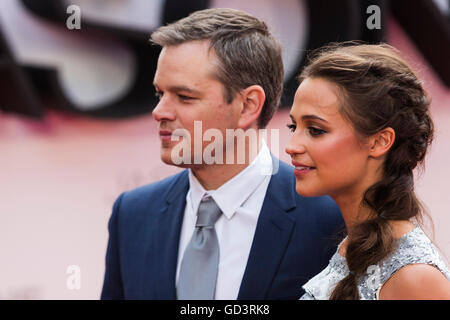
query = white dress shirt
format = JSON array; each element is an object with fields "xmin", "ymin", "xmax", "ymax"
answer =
[{"xmin": 175, "ymin": 140, "xmax": 273, "ymax": 300}]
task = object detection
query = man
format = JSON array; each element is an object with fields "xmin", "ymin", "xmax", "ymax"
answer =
[{"xmin": 101, "ymin": 8, "xmax": 343, "ymax": 300}]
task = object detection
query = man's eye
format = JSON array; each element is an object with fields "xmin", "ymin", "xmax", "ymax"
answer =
[
  {"xmin": 286, "ymin": 123, "xmax": 296, "ymax": 132},
  {"xmin": 178, "ymin": 95, "xmax": 194, "ymax": 101},
  {"xmin": 155, "ymin": 91, "xmax": 163, "ymax": 99},
  {"xmin": 308, "ymin": 127, "xmax": 327, "ymax": 136}
]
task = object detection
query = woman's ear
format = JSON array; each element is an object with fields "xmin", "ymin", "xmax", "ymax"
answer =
[
  {"xmin": 369, "ymin": 127, "xmax": 396, "ymax": 158},
  {"xmin": 237, "ymin": 85, "xmax": 266, "ymax": 129}
]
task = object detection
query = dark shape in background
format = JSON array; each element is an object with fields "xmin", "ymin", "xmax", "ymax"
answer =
[
  {"xmin": 163, "ymin": 0, "xmax": 210, "ymax": 24},
  {"xmin": 17, "ymin": 0, "xmax": 163, "ymax": 119},
  {"xmin": 282, "ymin": 0, "xmax": 386, "ymax": 106},
  {"xmin": 391, "ymin": 0, "xmax": 450, "ymax": 87},
  {"xmin": 11, "ymin": 0, "xmax": 211, "ymax": 119},
  {"xmin": 0, "ymin": 20, "xmax": 42, "ymax": 117},
  {"xmin": 1, "ymin": 0, "xmax": 448, "ymax": 120}
]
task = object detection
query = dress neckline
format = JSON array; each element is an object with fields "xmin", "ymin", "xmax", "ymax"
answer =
[{"xmin": 336, "ymin": 225, "xmax": 420, "ymax": 259}]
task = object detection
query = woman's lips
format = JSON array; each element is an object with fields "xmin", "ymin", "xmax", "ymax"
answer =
[
  {"xmin": 293, "ymin": 166, "xmax": 315, "ymax": 177},
  {"xmin": 291, "ymin": 161, "xmax": 316, "ymax": 177}
]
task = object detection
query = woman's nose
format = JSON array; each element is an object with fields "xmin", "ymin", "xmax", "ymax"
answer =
[{"xmin": 285, "ymin": 134, "xmax": 306, "ymax": 156}]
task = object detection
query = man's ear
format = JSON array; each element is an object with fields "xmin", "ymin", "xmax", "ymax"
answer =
[
  {"xmin": 237, "ymin": 85, "xmax": 266, "ymax": 129},
  {"xmin": 369, "ymin": 127, "xmax": 396, "ymax": 158}
]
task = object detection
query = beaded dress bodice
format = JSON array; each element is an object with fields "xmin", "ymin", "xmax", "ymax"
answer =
[{"xmin": 300, "ymin": 227, "xmax": 450, "ymax": 300}]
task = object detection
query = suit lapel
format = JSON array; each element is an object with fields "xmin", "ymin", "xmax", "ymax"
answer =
[
  {"xmin": 150, "ymin": 170, "xmax": 189, "ymax": 299},
  {"xmin": 238, "ymin": 157, "xmax": 297, "ymax": 299},
  {"xmin": 146, "ymin": 158, "xmax": 297, "ymax": 299}
]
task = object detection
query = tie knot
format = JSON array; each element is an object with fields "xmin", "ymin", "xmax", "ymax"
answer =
[{"xmin": 196, "ymin": 196, "xmax": 222, "ymax": 228}]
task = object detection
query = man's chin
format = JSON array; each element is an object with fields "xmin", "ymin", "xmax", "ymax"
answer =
[{"xmin": 160, "ymin": 150, "xmax": 191, "ymax": 169}]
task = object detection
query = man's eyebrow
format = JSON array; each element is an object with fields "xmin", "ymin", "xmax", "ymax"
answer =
[
  {"xmin": 289, "ymin": 114, "xmax": 328, "ymax": 123},
  {"xmin": 170, "ymin": 86, "xmax": 202, "ymax": 95},
  {"xmin": 153, "ymin": 84, "xmax": 202, "ymax": 95}
]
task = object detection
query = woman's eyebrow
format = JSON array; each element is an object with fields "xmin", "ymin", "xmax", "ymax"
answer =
[
  {"xmin": 289, "ymin": 114, "xmax": 328, "ymax": 123},
  {"xmin": 301, "ymin": 114, "xmax": 328, "ymax": 123}
]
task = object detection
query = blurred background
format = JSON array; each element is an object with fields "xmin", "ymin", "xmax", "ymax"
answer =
[{"xmin": 0, "ymin": 0, "xmax": 449, "ymax": 299}]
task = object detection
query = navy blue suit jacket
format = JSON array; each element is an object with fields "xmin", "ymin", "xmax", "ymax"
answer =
[{"xmin": 101, "ymin": 158, "xmax": 344, "ymax": 299}]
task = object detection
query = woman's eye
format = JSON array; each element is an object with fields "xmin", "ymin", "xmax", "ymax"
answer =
[
  {"xmin": 286, "ymin": 123, "xmax": 296, "ymax": 132},
  {"xmin": 155, "ymin": 91, "xmax": 163, "ymax": 99},
  {"xmin": 308, "ymin": 127, "xmax": 327, "ymax": 136}
]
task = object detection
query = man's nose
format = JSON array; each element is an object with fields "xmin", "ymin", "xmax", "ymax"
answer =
[{"xmin": 152, "ymin": 97, "xmax": 176, "ymax": 122}]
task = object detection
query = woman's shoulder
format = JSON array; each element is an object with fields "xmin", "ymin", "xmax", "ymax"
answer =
[
  {"xmin": 383, "ymin": 225, "xmax": 448, "ymax": 271},
  {"xmin": 377, "ymin": 225, "xmax": 450, "ymax": 299},
  {"xmin": 379, "ymin": 262, "xmax": 450, "ymax": 299}
]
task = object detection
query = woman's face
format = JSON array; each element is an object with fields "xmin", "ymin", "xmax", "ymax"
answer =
[{"xmin": 285, "ymin": 77, "xmax": 372, "ymax": 199}]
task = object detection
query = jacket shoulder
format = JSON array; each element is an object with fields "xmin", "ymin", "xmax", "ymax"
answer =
[
  {"xmin": 111, "ymin": 170, "xmax": 188, "ymax": 224},
  {"xmin": 120, "ymin": 170, "xmax": 188, "ymax": 204}
]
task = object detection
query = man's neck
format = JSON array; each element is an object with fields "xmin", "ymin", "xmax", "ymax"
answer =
[
  {"xmin": 191, "ymin": 139, "xmax": 263, "ymax": 190},
  {"xmin": 191, "ymin": 163, "xmax": 250, "ymax": 191}
]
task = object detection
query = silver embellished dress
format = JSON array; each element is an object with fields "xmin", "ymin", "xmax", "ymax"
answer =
[{"xmin": 300, "ymin": 226, "xmax": 450, "ymax": 300}]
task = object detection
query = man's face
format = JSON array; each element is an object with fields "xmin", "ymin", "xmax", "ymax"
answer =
[{"xmin": 152, "ymin": 40, "xmax": 241, "ymax": 168}]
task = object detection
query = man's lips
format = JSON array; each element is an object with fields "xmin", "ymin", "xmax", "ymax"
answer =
[
  {"xmin": 159, "ymin": 130, "xmax": 173, "ymax": 142},
  {"xmin": 159, "ymin": 129, "xmax": 186, "ymax": 142},
  {"xmin": 159, "ymin": 130, "xmax": 172, "ymax": 136}
]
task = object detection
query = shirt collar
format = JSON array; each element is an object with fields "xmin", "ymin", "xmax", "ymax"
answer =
[{"xmin": 188, "ymin": 139, "xmax": 273, "ymax": 220}]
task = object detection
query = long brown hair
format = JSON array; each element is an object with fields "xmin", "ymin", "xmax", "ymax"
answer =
[{"xmin": 298, "ymin": 42, "xmax": 434, "ymax": 299}]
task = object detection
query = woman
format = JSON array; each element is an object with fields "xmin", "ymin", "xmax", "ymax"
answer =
[{"xmin": 285, "ymin": 43, "xmax": 450, "ymax": 300}]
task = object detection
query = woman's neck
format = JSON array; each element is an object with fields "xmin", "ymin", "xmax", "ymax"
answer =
[{"xmin": 332, "ymin": 190, "xmax": 371, "ymax": 235}]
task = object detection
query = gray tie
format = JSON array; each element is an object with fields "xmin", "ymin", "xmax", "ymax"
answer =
[{"xmin": 177, "ymin": 195, "xmax": 222, "ymax": 300}]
